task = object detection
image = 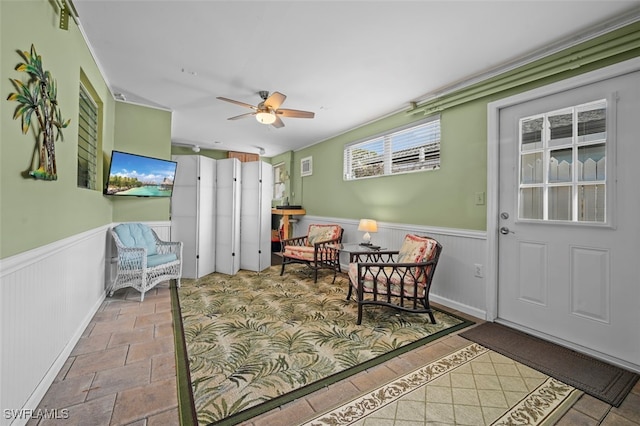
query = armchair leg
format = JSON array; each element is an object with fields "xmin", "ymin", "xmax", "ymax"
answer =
[
  {"xmin": 428, "ymin": 310, "xmax": 436, "ymax": 324},
  {"xmin": 346, "ymin": 285, "xmax": 353, "ymax": 301},
  {"xmin": 280, "ymin": 261, "xmax": 286, "ymax": 276},
  {"xmin": 356, "ymin": 304, "xmax": 363, "ymax": 325}
]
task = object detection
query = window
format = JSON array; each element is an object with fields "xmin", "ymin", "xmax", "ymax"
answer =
[
  {"xmin": 519, "ymin": 100, "xmax": 607, "ymax": 223},
  {"xmin": 343, "ymin": 116, "xmax": 440, "ymax": 181},
  {"xmin": 77, "ymin": 83, "xmax": 98, "ymax": 189}
]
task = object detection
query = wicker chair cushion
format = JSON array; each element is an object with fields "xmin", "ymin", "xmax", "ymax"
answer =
[
  {"xmin": 283, "ymin": 245, "xmax": 337, "ymax": 261},
  {"xmin": 307, "ymin": 224, "xmax": 342, "ymax": 246},
  {"xmin": 114, "ymin": 223, "xmax": 158, "ymax": 255},
  {"xmin": 348, "ymin": 264, "xmax": 426, "ymax": 297},
  {"xmin": 147, "ymin": 253, "xmax": 178, "ymax": 267}
]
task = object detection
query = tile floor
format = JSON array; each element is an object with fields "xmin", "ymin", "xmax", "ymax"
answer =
[{"xmin": 27, "ymin": 278, "xmax": 640, "ymax": 426}]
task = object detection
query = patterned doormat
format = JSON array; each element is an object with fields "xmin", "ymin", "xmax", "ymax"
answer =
[
  {"xmin": 170, "ymin": 265, "xmax": 474, "ymax": 425},
  {"xmin": 304, "ymin": 343, "xmax": 583, "ymax": 426}
]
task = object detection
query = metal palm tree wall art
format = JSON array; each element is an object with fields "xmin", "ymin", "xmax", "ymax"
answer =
[{"xmin": 7, "ymin": 44, "xmax": 70, "ymax": 180}]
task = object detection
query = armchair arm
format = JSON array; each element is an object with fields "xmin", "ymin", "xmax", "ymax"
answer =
[
  {"xmin": 150, "ymin": 230, "xmax": 183, "ymax": 258},
  {"xmin": 312, "ymin": 236, "xmax": 342, "ymax": 262},
  {"xmin": 281, "ymin": 235, "xmax": 309, "ymax": 248},
  {"xmin": 114, "ymin": 244, "xmax": 147, "ymax": 270}
]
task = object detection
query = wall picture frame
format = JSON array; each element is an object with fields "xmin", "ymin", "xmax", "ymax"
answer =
[{"xmin": 301, "ymin": 156, "xmax": 312, "ymax": 177}]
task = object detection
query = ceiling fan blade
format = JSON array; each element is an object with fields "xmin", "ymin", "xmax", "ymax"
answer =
[
  {"xmin": 264, "ymin": 92, "xmax": 286, "ymax": 110},
  {"xmin": 277, "ymin": 108, "xmax": 315, "ymax": 119},
  {"xmin": 272, "ymin": 115, "xmax": 285, "ymax": 128},
  {"xmin": 217, "ymin": 96, "xmax": 257, "ymax": 110},
  {"xmin": 228, "ymin": 112, "xmax": 255, "ymax": 120}
]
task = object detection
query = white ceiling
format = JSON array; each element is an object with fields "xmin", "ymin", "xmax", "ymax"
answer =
[{"xmin": 72, "ymin": 0, "xmax": 640, "ymax": 157}]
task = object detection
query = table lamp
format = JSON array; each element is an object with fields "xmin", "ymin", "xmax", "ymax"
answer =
[{"xmin": 358, "ymin": 219, "xmax": 378, "ymax": 246}]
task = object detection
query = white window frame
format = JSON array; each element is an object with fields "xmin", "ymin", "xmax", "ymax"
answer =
[{"xmin": 343, "ymin": 115, "xmax": 440, "ymax": 181}]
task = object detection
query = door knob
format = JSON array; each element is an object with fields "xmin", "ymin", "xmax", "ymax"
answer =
[{"xmin": 500, "ymin": 227, "xmax": 514, "ymax": 235}]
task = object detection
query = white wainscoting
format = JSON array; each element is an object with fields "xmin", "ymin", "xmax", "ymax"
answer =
[
  {"xmin": 295, "ymin": 216, "xmax": 488, "ymax": 320},
  {"xmin": 0, "ymin": 221, "xmax": 171, "ymax": 426}
]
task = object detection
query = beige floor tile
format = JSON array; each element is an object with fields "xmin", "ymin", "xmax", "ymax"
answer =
[
  {"xmin": 86, "ymin": 360, "xmax": 152, "ymax": 401},
  {"xmin": 125, "ymin": 336, "xmax": 174, "ymax": 364},
  {"xmin": 109, "ymin": 377, "xmax": 177, "ymax": 425},
  {"xmin": 65, "ymin": 346, "xmax": 128, "ymax": 378},
  {"xmin": 39, "ymin": 394, "xmax": 116, "ymax": 426}
]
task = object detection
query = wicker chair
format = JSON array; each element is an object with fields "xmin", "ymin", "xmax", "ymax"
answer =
[
  {"xmin": 280, "ymin": 224, "xmax": 343, "ymax": 283},
  {"xmin": 347, "ymin": 234, "xmax": 442, "ymax": 325},
  {"xmin": 110, "ymin": 223, "xmax": 183, "ymax": 301}
]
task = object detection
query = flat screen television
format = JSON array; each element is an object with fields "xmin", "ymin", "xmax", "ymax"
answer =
[{"xmin": 104, "ymin": 150, "xmax": 177, "ymax": 198}]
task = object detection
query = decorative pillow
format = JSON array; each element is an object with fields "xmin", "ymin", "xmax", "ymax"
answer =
[
  {"xmin": 307, "ymin": 224, "xmax": 341, "ymax": 246},
  {"xmin": 114, "ymin": 223, "xmax": 157, "ymax": 255},
  {"xmin": 397, "ymin": 234, "xmax": 436, "ymax": 264}
]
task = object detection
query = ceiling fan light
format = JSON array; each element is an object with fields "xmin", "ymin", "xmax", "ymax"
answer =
[{"xmin": 256, "ymin": 110, "xmax": 276, "ymax": 125}]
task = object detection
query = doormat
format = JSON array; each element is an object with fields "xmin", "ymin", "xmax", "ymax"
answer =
[{"xmin": 460, "ymin": 322, "xmax": 639, "ymax": 407}]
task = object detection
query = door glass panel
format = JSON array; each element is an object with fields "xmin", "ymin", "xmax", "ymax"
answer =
[
  {"xmin": 518, "ymin": 100, "xmax": 607, "ymax": 224},
  {"xmin": 548, "ymin": 148, "xmax": 572, "ymax": 183},
  {"xmin": 521, "ymin": 117, "xmax": 543, "ymax": 151},
  {"xmin": 520, "ymin": 187, "xmax": 543, "ymax": 219},
  {"xmin": 577, "ymin": 104, "xmax": 606, "ymax": 143},
  {"xmin": 578, "ymin": 143, "xmax": 605, "ymax": 181},
  {"xmin": 548, "ymin": 112, "xmax": 573, "ymax": 147},
  {"xmin": 578, "ymin": 184, "xmax": 605, "ymax": 222},
  {"xmin": 521, "ymin": 153, "xmax": 543, "ymax": 184},
  {"xmin": 548, "ymin": 186, "xmax": 572, "ymax": 221}
]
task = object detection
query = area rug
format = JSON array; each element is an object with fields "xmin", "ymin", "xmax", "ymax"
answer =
[
  {"xmin": 171, "ymin": 265, "xmax": 474, "ymax": 425},
  {"xmin": 460, "ymin": 322, "xmax": 640, "ymax": 407},
  {"xmin": 304, "ymin": 343, "xmax": 583, "ymax": 426}
]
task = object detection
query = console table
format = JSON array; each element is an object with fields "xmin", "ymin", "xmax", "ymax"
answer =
[{"xmin": 272, "ymin": 208, "xmax": 306, "ymax": 240}]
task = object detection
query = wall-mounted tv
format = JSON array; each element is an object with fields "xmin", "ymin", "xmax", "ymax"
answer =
[{"xmin": 104, "ymin": 150, "xmax": 177, "ymax": 198}]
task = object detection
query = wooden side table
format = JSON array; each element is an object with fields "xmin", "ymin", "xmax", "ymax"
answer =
[{"xmin": 272, "ymin": 208, "xmax": 306, "ymax": 240}]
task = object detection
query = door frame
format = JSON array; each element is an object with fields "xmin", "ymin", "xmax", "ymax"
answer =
[{"xmin": 486, "ymin": 56, "xmax": 640, "ymax": 323}]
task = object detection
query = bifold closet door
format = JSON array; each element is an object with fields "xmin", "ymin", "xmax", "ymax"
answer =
[
  {"xmin": 215, "ymin": 158, "xmax": 241, "ymax": 275},
  {"xmin": 196, "ymin": 156, "xmax": 216, "ymax": 277},
  {"xmin": 240, "ymin": 161, "xmax": 273, "ymax": 272},
  {"xmin": 171, "ymin": 155, "xmax": 217, "ymax": 279},
  {"xmin": 171, "ymin": 155, "xmax": 199, "ymax": 278}
]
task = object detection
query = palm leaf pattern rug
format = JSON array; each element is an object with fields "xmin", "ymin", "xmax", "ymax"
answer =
[{"xmin": 175, "ymin": 265, "xmax": 473, "ymax": 425}]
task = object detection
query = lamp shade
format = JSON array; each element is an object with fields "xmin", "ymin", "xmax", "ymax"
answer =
[
  {"xmin": 358, "ymin": 219, "xmax": 377, "ymax": 245},
  {"xmin": 358, "ymin": 219, "xmax": 378, "ymax": 233}
]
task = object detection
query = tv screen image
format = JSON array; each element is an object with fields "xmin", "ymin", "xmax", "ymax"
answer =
[{"xmin": 104, "ymin": 150, "xmax": 177, "ymax": 197}]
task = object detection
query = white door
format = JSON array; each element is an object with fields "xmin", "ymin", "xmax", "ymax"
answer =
[{"xmin": 497, "ymin": 70, "xmax": 640, "ymax": 369}]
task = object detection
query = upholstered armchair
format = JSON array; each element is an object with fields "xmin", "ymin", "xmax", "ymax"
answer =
[
  {"xmin": 347, "ymin": 234, "xmax": 442, "ymax": 325},
  {"xmin": 280, "ymin": 224, "xmax": 344, "ymax": 283},
  {"xmin": 110, "ymin": 223, "xmax": 183, "ymax": 301}
]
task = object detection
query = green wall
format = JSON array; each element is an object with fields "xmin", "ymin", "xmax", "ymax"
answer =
[
  {"xmin": 1, "ymin": 0, "xmax": 174, "ymax": 258},
  {"xmin": 289, "ymin": 21, "xmax": 640, "ymax": 231},
  {"xmin": 1, "ymin": 0, "xmax": 115, "ymax": 258},
  {"xmin": 111, "ymin": 102, "xmax": 173, "ymax": 222},
  {"xmin": 290, "ymin": 104, "xmax": 488, "ymax": 229}
]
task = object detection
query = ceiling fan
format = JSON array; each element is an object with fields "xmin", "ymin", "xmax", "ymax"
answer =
[{"xmin": 217, "ymin": 91, "xmax": 315, "ymax": 128}]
